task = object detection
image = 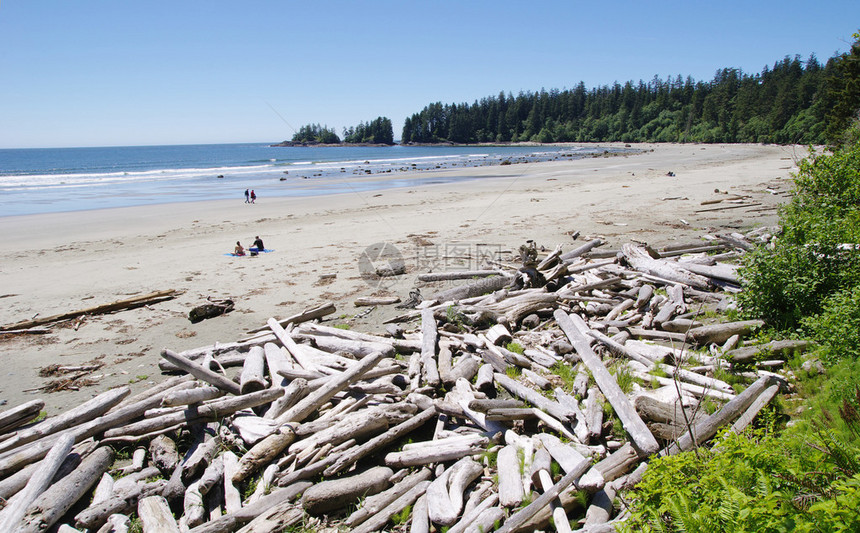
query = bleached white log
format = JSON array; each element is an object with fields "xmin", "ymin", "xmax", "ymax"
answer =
[
  {"xmin": 232, "ymin": 427, "xmax": 296, "ymax": 483},
  {"xmin": 349, "ymin": 480, "xmax": 431, "ymax": 533},
  {"xmin": 0, "ymin": 433, "xmax": 74, "ymax": 532},
  {"xmin": 160, "ymin": 349, "xmax": 242, "ymax": 395},
  {"xmin": 222, "ymin": 451, "xmax": 242, "ymax": 514},
  {"xmin": 497, "ymin": 445, "xmax": 523, "ymax": 508},
  {"xmin": 555, "ymin": 310, "xmax": 659, "ymax": 456},
  {"xmin": 0, "ymin": 400, "xmax": 45, "ymax": 435},
  {"xmin": 0, "ymin": 387, "xmax": 129, "ymax": 455},
  {"xmin": 161, "ymin": 386, "xmax": 223, "ymax": 407},
  {"xmin": 138, "ymin": 495, "xmax": 179, "ymax": 533},
  {"xmin": 274, "ymin": 349, "xmax": 387, "ymax": 425},
  {"xmin": 240, "ymin": 346, "xmax": 267, "ymax": 395},
  {"xmin": 17, "ymin": 445, "xmax": 114, "ymax": 533},
  {"xmin": 384, "ymin": 438, "xmax": 488, "ymax": 468},
  {"xmin": 427, "ymin": 457, "xmax": 482, "ymax": 526},
  {"xmin": 183, "ymin": 481, "xmax": 206, "ymax": 529},
  {"xmin": 301, "ymin": 466, "xmax": 392, "ymax": 515},
  {"xmin": 103, "ymin": 388, "xmax": 283, "ymax": 439},
  {"xmin": 92, "ymin": 472, "xmax": 115, "ymax": 505}
]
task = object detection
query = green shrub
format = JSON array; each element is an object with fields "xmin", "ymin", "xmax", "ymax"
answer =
[
  {"xmin": 739, "ymin": 138, "xmax": 860, "ymax": 331},
  {"xmin": 802, "ymin": 285, "xmax": 860, "ymax": 365}
]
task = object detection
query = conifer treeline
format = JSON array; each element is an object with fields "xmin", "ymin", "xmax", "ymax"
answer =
[
  {"xmin": 402, "ymin": 54, "xmax": 835, "ymax": 145},
  {"xmin": 290, "ymin": 117, "xmax": 395, "ymax": 145}
]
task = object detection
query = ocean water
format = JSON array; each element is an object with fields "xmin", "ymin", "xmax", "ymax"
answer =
[{"xmin": 0, "ymin": 143, "xmax": 624, "ymax": 217}]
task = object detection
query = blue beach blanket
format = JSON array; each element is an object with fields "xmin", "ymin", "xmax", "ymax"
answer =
[{"xmin": 224, "ymin": 249, "xmax": 275, "ymax": 257}]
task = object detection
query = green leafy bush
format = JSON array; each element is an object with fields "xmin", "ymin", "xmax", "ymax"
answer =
[
  {"xmin": 739, "ymin": 136, "xmax": 860, "ymax": 334},
  {"xmin": 801, "ymin": 286, "xmax": 860, "ymax": 365}
]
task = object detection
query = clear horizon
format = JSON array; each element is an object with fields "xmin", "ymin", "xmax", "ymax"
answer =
[{"xmin": 1, "ymin": 1, "xmax": 857, "ymax": 149}]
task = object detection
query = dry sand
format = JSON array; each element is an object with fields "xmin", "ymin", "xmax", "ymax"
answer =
[{"xmin": 0, "ymin": 142, "xmax": 807, "ymax": 415}]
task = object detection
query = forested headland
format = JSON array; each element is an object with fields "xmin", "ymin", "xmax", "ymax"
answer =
[
  {"xmin": 402, "ymin": 48, "xmax": 858, "ymax": 146},
  {"xmin": 274, "ymin": 116, "xmax": 395, "ymax": 146}
]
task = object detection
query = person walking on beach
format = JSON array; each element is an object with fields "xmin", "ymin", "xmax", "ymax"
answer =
[
  {"xmin": 250, "ymin": 190, "xmax": 256, "ymax": 203},
  {"xmin": 244, "ymin": 189, "xmax": 250, "ymax": 203}
]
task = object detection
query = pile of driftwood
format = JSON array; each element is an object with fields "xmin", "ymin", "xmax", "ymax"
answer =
[{"xmin": 0, "ymin": 229, "xmax": 808, "ymax": 532}]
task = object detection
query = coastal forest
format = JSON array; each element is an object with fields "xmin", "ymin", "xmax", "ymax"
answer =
[
  {"xmin": 402, "ymin": 46, "xmax": 859, "ymax": 146},
  {"xmin": 291, "ymin": 40, "xmax": 858, "ymax": 148}
]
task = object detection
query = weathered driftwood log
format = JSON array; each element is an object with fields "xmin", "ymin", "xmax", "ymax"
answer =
[
  {"xmin": 103, "ymin": 388, "xmax": 283, "ymax": 439},
  {"xmin": 222, "ymin": 451, "xmax": 242, "ymax": 514},
  {"xmin": 298, "ymin": 322, "xmax": 421, "ymax": 354},
  {"xmin": 664, "ymin": 375, "xmax": 776, "ymax": 455},
  {"xmin": 160, "ymin": 349, "xmax": 242, "ymax": 395},
  {"xmin": 245, "ymin": 302, "xmax": 337, "ymax": 336},
  {"xmin": 345, "ymin": 479, "xmax": 430, "ymax": 533},
  {"xmin": 584, "ymin": 387, "xmax": 605, "ymax": 443},
  {"xmin": 346, "ymin": 468, "xmax": 432, "ymax": 528},
  {"xmin": 495, "ymin": 453, "xmax": 593, "ymax": 533},
  {"xmin": 729, "ymin": 384, "xmax": 780, "ymax": 434},
  {"xmin": 263, "ymin": 379, "xmax": 309, "ymax": 420},
  {"xmin": 138, "ymin": 496, "xmax": 179, "ymax": 533},
  {"xmin": 187, "ymin": 481, "xmax": 311, "ymax": 533},
  {"xmin": 446, "ymin": 493, "xmax": 500, "ymax": 533},
  {"xmin": 289, "ymin": 408, "xmax": 389, "ymax": 456},
  {"xmin": 411, "ymin": 493, "xmax": 430, "ymax": 533},
  {"xmin": 196, "ymin": 455, "xmax": 224, "ymax": 496},
  {"xmin": 1, "ymin": 289, "xmax": 178, "ymax": 331},
  {"xmin": 0, "ymin": 380, "xmax": 191, "ymax": 478},
  {"xmin": 0, "ymin": 433, "xmax": 75, "ymax": 531},
  {"xmin": 232, "ymin": 427, "xmax": 296, "ymax": 483},
  {"xmin": 555, "ymin": 309, "xmax": 659, "ymax": 456},
  {"xmin": 430, "ymin": 274, "xmax": 513, "ymax": 303},
  {"xmin": 561, "ymin": 239, "xmax": 604, "ymax": 262},
  {"xmin": 675, "ymin": 261, "xmax": 740, "ymax": 285},
  {"xmin": 621, "ymin": 244, "xmax": 711, "ymax": 290},
  {"xmin": 384, "ymin": 436, "xmax": 488, "ymax": 468},
  {"xmin": 232, "ymin": 500, "xmax": 303, "ymax": 532},
  {"xmin": 421, "ymin": 308, "xmax": 441, "ymax": 387},
  {"xmin": 301, "ymin": 466, "xmax": 392, "ymax": 515},
  {"xmin": 0, "ymin": 386, "xmax": 129, "ymax": 455},
  {"xmin": 240, "ymin": 346, "xmax": 267, "ymax": 394},
  {"xmin": 634, "ymin": 395, "xmax": 705, "ymax": 428},
  {"xmin": 354, "ymin": 296, "xmax": 401, "ymax": 306},
  {"xmin": 75, "ymin": 479, "xmax": 167, "ymax": 529},
  {"xmin": 263, "ymin": 343, "xmax": 291, "ymax": 388},
  {"xmin": 161, "ymin": 386, "xmax": 223, "ymax": 407},
  {"xmin": 494, "ymin": 373, "xmax": 573, "ymax": 423},
  {"xmin": 536, "ymin": 434, "xmax": 590, "ymax": 477},
  {"xmin": 92, "ymin": 472, "xmax": 114, "ymax": 505},
  {"xmin": 183, "ymin": 481, "xmax": 206, "ymax": 529},
  {"xmin": 0, "ymin": 400, "xmax": 45, "ymax": 435},
  {"xmin": 419, "ymin": 270, "xmax": 504, "ymax": 282},
  {"xmin": 324, "ymin": 407, "xmax": 436, "ymax": 476},
  {"xmin": 530, "ymin": 448, "xmax": 573, "ymax": 533},
  {"xmin": 497, "ymin": 444, "xmax": 524, "ymax": 507},
  {"xmin": 427, "ymin": 457, "xmax": 483, "ymax": 526},
  {"xmin": 182, "ymin": 432, "xmax": 219, "ymax": 480},
  {"xmin": 149, "ymin": 435, "xmax": 180, "ymax": 473},
  {"xmin": 726, "ymin": 339, "xmax": 811, "ymax": 363},
  {"xmin": 112, "ymin": 375, "xmax": 195, "ymax": 411},
  {"xmin": 686, "ymin": 320, "xmax": 765, "ymax": 346},
  {"xmin": 274, "ymin": 349, "xmax": 386, "ymax": 424}
]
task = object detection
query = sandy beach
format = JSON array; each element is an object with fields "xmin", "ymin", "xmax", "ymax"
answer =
[{"xmin": 0, "ymin": 142, "xmax": 807, "ymax": 415}]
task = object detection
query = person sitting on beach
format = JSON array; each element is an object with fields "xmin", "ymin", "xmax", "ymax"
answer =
[
  {"xmin": 250, "ymin": 236, "xmax": 265, "ymax": 252},
  {"xmin": 234, "ymin": 241, "xmax": 245, "ymax": 256}
]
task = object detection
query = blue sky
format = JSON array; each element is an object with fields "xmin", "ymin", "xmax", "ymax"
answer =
[{"xmin": 0, "ymin": 1, "xmax": 857, "ymax": 148}]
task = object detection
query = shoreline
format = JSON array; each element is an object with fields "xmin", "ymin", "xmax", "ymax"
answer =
[{"xmin": 0, "ymin": 143, "xmax": 805, "ymax": 414}]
